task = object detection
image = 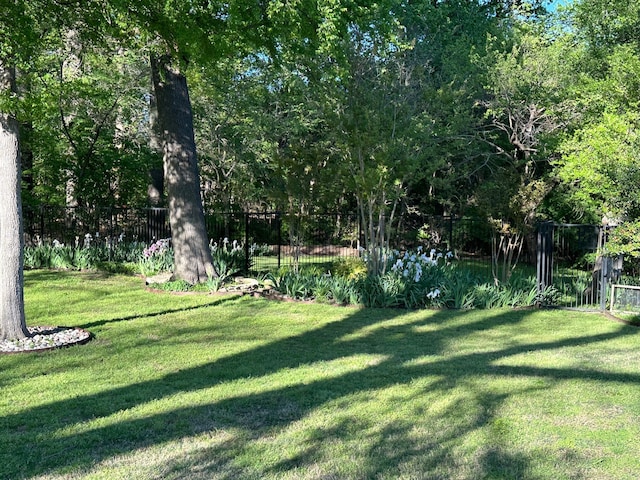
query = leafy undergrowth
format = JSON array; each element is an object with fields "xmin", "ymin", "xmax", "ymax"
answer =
[{"xmin": 2, "ymin": 270, "xmax": 640, "ymax": 479}]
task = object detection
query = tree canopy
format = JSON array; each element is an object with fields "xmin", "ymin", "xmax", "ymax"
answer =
[{"xmin": 1, "ymin": 0, "xmax": 639, "ymax": 287}]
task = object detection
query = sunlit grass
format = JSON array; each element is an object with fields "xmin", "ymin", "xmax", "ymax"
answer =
[{"xmin": 1, "ymin": 270, "xmax": 639, "ymax": 479}]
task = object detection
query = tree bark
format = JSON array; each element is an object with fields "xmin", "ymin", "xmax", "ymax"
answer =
[
  {"xmin": 147, "ymin": 84, "xmax": 164, "ymax": 206},
  {"xmin": 0, "ymin": 63, "xmax": 29, "ymax": 341},
  {"xmin": 150, "ymin": 54, "xmax": 215, "ymax": 283}
]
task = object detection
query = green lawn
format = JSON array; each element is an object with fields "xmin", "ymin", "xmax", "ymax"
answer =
[{"xmin": 2, "ymin": 271, "xmax": 640, "ymax": 479}]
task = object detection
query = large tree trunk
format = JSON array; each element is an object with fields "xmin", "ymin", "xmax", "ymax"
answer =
[
  {"xmin": 147, "ymin": 84, "xmax": 164, "ymax": 206},
  {"xmin": 0, "ymin": 63, "xmax": 29, "ymax": 341},
  {"xmin": 150, "ymin": 54, "xmax": 215, "ymax": 284}
]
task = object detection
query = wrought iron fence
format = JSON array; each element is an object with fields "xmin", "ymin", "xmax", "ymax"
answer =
[
  {"xmin": 22, "ymin": 206, "xmax": 640, "ymax": 311},
  {"xmin": 23, "ymin": 206, "xmax": 499, "ymax": 275},
  {"xmin": 536, "ymin": 222, "xmax": 637, "ymax": 310}
]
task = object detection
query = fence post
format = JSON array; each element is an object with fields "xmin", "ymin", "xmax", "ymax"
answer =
[
  {"xmin": 277, "ymin": 211, "xmax": 282, "ymax": 270},
  {"xmin": 39, "ymin": 205, "xmax": 45, "ymax": 241},
  {"xmin": 599, "ymin": 226, "xmax": 609, "ymax": 311},
  {"xmin": 244, "ymin": 212, "xmax": 250, "ymax": 274},
  {"xmin": 110, "ymin": 207, "xmax": 116, "ymax": 261},
  {"xmin": 599, "ymin": 255, "xmax": 608, "ymax": 311},
  {"xmin": 536, "ymin": 221, "xmax": 554, "ymax": 299}
]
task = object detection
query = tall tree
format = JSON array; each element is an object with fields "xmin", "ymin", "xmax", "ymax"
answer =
[
  {"xmin": 0, "ymin": 62, "xmax": 28, "ymax": 340},
  {"xmin": 151, "ymin": 54, "xmax": 215, "ymax": 283},
  {"xmin": 550, "ymin": 0, "xmax": 640, "ymax": 222},
  {"xmin": 0, "ymin": 0, "xmax": 47, "ymax": 340}
]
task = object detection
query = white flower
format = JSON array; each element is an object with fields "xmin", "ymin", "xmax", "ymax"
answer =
[
  {"xmin": 426, "ymin": 288, "xmax": 441, "ymax": 300},
  {"xmin": 446, "ymin": 251, "xmax": 454, "ymax": 258}
]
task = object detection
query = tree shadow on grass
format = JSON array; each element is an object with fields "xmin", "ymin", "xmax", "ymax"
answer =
[
  {"xmin": 76, "ymin": 295, "xmax": 242, "ymax": 330},
  {"xmin": 1, "ymin": 303, "xmax": 638, "ymax": 479}
]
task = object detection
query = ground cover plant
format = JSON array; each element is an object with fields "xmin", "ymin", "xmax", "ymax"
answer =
[{"xmin": 1, "ymin": 271, "xmax": 640, "ymax": 479}]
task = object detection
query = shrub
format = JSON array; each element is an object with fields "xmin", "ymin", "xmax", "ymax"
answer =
[
  {"xmin": 153, "ymin": 279, "xmax": 193, "ymax": 292},
  {"xmin": 332, "ymin": 257, "xmax": 367, "ymax": 280}
]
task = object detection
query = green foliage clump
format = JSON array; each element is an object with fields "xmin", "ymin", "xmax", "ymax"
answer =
[
  {"xmin": 24, "ymin": 236, "xmax": 147, "ymax": 272},
  {"xmin": 606, "ymin": 221, "xmax": 640, "ymax": 258},
  {"xmin": 210, "ymin": 238, "xmax": 245, "ymax": 279},
  {"xmin": 332, "ymin": 257, "xmax": 367, "ymax": 280},
  {"xmin": 138, "ymin": 239, "xmax": 174, "ymax": 277},
  {"xmin": 155, "ymin": 279, "xmax": 193, "ymax": 292}
]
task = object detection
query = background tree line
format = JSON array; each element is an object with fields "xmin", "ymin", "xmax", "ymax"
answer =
[{"xmin": 15, "ymin": 1, "xmax": 640, "ymax": 224}]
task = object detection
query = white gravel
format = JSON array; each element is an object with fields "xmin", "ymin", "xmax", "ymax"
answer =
[{"xmin": 0, "ymin": 326, "xmax": 91, "ymax": 353}]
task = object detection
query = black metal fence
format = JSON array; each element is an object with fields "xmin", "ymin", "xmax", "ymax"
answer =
[
  {"xmin": 22, "ymin": 206, "xmax": 363, "ymax": 272},
  {"xmin": 536, "ymin": 222, "xmax": 636, "ymax": 310},
  {"xmin": 22, "ymin": 205, "xmax": 640, "ymax": 311},
  {"xmin": 23, "ymin": 206, "xmax": 499, "ymax": 274}
]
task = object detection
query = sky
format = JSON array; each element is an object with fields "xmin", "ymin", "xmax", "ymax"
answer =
[{"xmin": 546, "ymin": 0, "xmax": 573, "ymax": 13}]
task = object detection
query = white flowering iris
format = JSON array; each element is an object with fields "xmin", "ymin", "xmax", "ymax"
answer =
[
  {"xmin": 385, "ymin": 248, "xmax": 453, "ymax": 303},
  {"xmin": 426, "ymin": 288, "xmax": 441, "ymax": 299},
  {"xmin": 388, "ymin": 247, "xmax": 452, "ymax": 283}
]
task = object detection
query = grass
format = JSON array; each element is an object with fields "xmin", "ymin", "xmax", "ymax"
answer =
[{"xmin": 2, "ymin": 271, "xmax": 640, "ymax": 479}]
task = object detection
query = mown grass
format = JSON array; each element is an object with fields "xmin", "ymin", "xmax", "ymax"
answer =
[{"xmin": 1, "ymin": 270, "xmax": 640, "ymax": 479}]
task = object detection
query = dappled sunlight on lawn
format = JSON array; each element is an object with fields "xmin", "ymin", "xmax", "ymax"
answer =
[{"xmin": 3, "ymin": 272, "xmax": 640, "ymax": 479}]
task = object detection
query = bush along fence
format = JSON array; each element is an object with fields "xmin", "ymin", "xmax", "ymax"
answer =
[{"xmin": 23, "ymin": 206, "xmax": 640, "ymax": 311}]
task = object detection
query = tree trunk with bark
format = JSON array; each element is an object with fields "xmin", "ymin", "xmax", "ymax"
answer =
[
  {"xmin": 150, "ymin": 54, "xmax": 215, "ymax": 284},
  {"xmin": 0, "ymin": 63, "xmax": 29, "ymax": 341}
]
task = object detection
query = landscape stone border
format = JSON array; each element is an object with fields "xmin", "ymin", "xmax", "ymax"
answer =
[{"xmin": 0, "ymin": 326, "xmax": 92, "ymax": 354}]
